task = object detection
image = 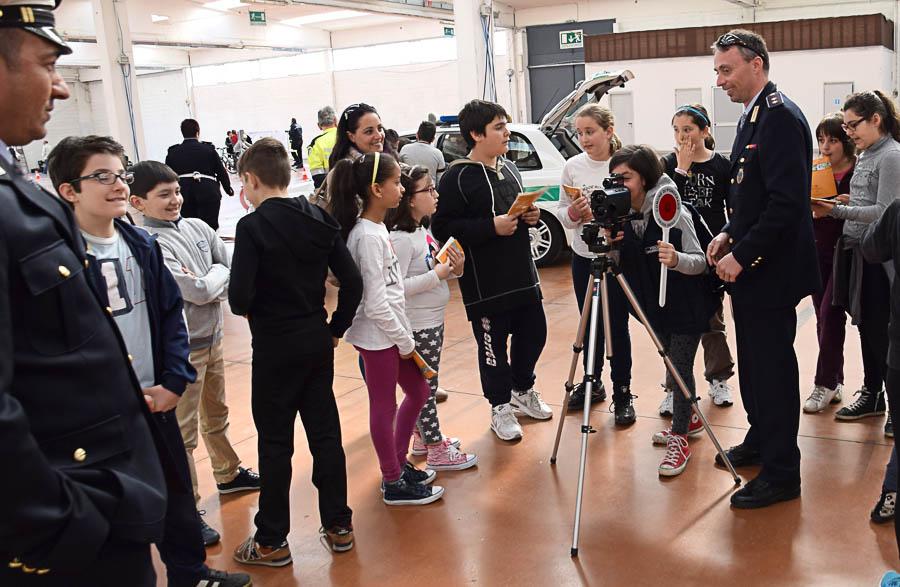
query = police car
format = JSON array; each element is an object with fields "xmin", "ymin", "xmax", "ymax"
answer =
[{"xmin": 409, "ymin": 70, "xmax": 633, "ymax": 266}]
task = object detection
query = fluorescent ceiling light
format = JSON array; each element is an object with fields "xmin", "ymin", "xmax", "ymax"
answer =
[
  {"xmin": 151, "ymin": 14, "xmax": 169, "ymax": 22},
  {"xmin": 203, "ymin": 0, "xmax": 248, "ymax": 11},
  {"xmin": 281, "ymin": 10, "xmax": 366, "ymax": 26}
]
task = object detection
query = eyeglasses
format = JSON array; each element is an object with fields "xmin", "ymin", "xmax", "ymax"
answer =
[
  {"xmin": 68, "ymin": 171, "xmax": 134, "ymax": 186},
  {"xmin": 715, "ymin": 32, "xmax": 765, "ymax": 61},
  {"xmin": 413, "ymin": 185, "xmax": 438, "ymax": 196},
  {"xmin": 841, "ymin": 117, "xmax": 868, "ymax": 132}
]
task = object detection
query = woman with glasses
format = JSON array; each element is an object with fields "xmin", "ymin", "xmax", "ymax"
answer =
[
  {"xmin": 661, "ymin": 103, "xmax": 735, "ymax": 414},
  {"xmin": 387, "ymin": 165, "xmax": 477, "ymax": 472},
  {"xmin": 812, "ymin": 90, "xmax": 900, "ymax": 430}
]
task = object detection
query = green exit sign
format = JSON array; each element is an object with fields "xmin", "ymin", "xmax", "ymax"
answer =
[
  {"xmin": 443, "ymin": 26, "xmax": 454, "ymax": 37},
  {"xmin": 559, "ymin": 29, "xmax": 583, "ymax": 50},
  {"xmin": 249, "ymin": 10, "xmax": 266, "ymax": 25}
]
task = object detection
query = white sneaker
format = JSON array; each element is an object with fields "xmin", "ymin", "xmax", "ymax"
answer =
[
  {"xmin": 491, "ymin": 403, "xmax": 523, "ymax": 441},
  {"xmin": 659, "ymin": 387, "xmax": 674, "ymax": 417},
  {"xmin": 803, "ymin": 383, "xmax": 843, "ymax": 414},
  {"xmin": 708, "ymin": 379, "xmax": 733, "ymax": 407},
  {"xmin": 510, "ymin": 388, "xmax": 553, "ymax": 420}
]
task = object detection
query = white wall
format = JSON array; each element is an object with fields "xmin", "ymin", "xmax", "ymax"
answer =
[
  {"xmin": 138, "ymin": 70, "xmax": 193, "ymax": 161},
  {"xmin": 586, "ymin": 46, "xmax": 894, "ymax": 152}
]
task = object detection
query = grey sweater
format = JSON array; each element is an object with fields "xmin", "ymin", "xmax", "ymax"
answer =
[
  {"xmin": 831, "ymin": 135, "xmax": 900, "ymax": 244},
  {"xmin": 144, "ymin": 216, "xmax": 230, "ymax": 350}
]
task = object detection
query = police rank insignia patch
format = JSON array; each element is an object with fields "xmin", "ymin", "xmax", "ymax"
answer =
[
  {"xmin": 737, "ymin": 168, "xmax": 744, "ymax": 184},
  {"xmin": 766, "ymin": 91, "xmax": 785, "ymax": 108}
]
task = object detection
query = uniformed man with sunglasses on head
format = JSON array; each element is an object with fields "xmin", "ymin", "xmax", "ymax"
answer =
[
  {"xmin": 706, "ymin": 29, "xmax": 820, "ymax": 509},
  {"xmin": 0, "ymin": 1, "xmax": 175, "ymax": 584}
]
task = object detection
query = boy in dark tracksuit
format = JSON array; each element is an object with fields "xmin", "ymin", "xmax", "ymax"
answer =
[
  {"xmin": 229, "ymin": 138, "xmax": 363, "ymax": 566},
  {"xmin": 431, "ymin": 100, "xmax": 551, "ymax": 442},
  {"xmin": 862, "ymin": 199, "xmax": 900, "ymax": 558},
  {"xmin": 49, "ymin": 136, "xmax": 249, "ymax": 587}
]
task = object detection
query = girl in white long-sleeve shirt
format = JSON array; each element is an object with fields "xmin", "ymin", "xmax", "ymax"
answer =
[
  {"xmin": 388, "ymin": 165, "xmax": 477, "ymax": 471},
  {"xmin": 334, "ymin": 152, "xmax": 445, "ymax": 506}
]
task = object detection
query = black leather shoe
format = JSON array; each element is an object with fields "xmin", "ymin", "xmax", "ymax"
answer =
[
  {"xmin": 567, "ymin": 381, "xmax": 606, "ymax": 411},
  {"xmin": 198, "ymin": 511, "xmax": 221, "ymax": 547},
  {"xmin": 714, "ymin": 443, "xmax": 762, "ymax": 468},
  {"xmin": 730, "ymin": 476, "xmax": 800, "ymax": 509},
  {"xmin": 612, "ymin": 386, "xmax": 636, "ymax": 426}
]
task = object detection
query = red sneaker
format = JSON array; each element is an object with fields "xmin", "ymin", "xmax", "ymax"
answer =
[
  {"xmin": 658, "ymin": 434, "xmax": 691, "ymax": 477},
  {"xmin": 652, "ymin": 411, "xmax": 703, "ymax": 445}
]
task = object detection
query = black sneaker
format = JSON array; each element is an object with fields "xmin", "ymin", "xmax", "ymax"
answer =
[
  {"xmin": 198, "ymin": 510, "xmax": 221, "ymax": 547},
  {"xmin": 611, "ymin": 385, "xmax": 636, "ymax": 426},
  {"xmin": 567, "ymin": 381, "xmax": 606, "ymax": 411},
  {"xmin": 175, "ymin": 568, "xmax": 252, "ymax": 587},
  {"xmin": 887, "ymin": 414, "xmax": 894, "ymax": 438},
  {"xmin": 872, "ymin": 488, "xmax": 896, "ymax": 524},
  {"xmin": 383, "ymin": 478, "xmax": 444, "ymax": 506},
  {"xmin": 835, "ymin": 386, "xmax": 886, "ymax": 421},
  {"xmin": 217, "ymin": 467, "xmax": 261, "ymax": 495},
  {"xmin": 402, "ymin": 461, "xmax": 436, "ymax": 485}
]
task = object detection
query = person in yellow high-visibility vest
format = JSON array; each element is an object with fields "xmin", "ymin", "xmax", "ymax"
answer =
[{"xmin": 308, "ymin": 106, "xmax": 338, "ymax": 188}]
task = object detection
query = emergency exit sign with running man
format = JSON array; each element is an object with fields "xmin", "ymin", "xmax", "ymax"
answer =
[{"xmin": 559, "ymin": 30, "xmax": 583, "ymax": 49}]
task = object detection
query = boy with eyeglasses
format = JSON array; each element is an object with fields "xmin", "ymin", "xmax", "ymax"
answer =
[{"xmin": 48, "ymin": 135, "xmax": 251, "ymax": 587}]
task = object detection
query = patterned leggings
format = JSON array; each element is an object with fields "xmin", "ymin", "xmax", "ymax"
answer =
[
  {"xmin": 662, "ymin": 332, "xmax": 702, "ymax": 435},
  {"xmin": 414, "ymin": 325, "xmax": 445, "ymax": 445}
]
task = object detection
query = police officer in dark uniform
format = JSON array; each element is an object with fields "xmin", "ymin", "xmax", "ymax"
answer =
[
  {"xmin": 707, "ymin": 29, "xmax": 820, "ymax": 509},
  {"xmin": 0, "ymin": 1, "xmax": 170, "ymax": 583},
  {"xmin": 165, "ymin": 118, "xmax": 233, "ymax": 230}
]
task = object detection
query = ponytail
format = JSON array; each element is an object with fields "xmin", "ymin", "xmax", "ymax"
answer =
[
  {"xmin": 844, "ymin": 90, "xmax": 900, "ymax": 142},
  {"xmin": 610, "ymin": 132, "xmax": 622, "ymax": 155},
  {"xmin": 329, "ymin": 152, "xmax": 400, "ymax": 241}
]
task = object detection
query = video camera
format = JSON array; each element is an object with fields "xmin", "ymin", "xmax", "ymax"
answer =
[{"xmin": 580, "ymin": 173, "xmax": 637, "ymax": 254}]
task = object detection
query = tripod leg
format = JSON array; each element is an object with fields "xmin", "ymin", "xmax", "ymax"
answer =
[
  {"xmin": 612, "ymin": 272, "xmax": 742, "ymax": 486},
  {"xmin": 551, "ymin": 278, "xmax": 594, "ymax": 465},
  {"xmin": 571, "ymin": 275, "xmax": 603, "ymax": 556}
]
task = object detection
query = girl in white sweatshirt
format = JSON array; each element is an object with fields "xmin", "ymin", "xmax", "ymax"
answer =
[
  {"xmin": 388, "ymin": 165, "xmax": 477, "ymax": 471},
  {"xmin": 333, "ymin": 152, "xmax": 444, "ymax": 506}
]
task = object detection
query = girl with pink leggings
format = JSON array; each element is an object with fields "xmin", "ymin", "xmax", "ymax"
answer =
[{"xmin": 333, "ymin": 151, "xmax": 445, "ymax": 506}]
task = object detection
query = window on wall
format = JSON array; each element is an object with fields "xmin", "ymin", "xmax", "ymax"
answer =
[{"xmin": 332, "ymin": 37, "xmax": 457, "ymax": 71}]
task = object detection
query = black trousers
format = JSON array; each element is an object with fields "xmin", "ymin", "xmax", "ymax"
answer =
[
  {"xmin": 859, "ymin": 261, "xmax": 891, "ymax": 392},
  {"xmin": 179, "ymin": 182, "xmax": 222, "ymax": 231},
  {"xmin": 251, "ymin": 345, "xmax": 352, "ymax": 547},
  {"xmin": 572, "ymin": 254, "xmax": 633, "ymax": 390},
  {"xmin": 470, "ymin": 301, "xmax": 547, "ymax": 407},
  {"xmin": 733, "ymin": 303, "xmax": 801, "ymax": 485},
  {"xmin": 0, "ymin": 540, "xmax": 156, "ymax": 587},
  {"xmin": 155, "ymin": 413, "xmax": 208, "ymax": 585},
  {"xmin": 886, "ymin": 367, "xmax": 900, "ymax": 559}
]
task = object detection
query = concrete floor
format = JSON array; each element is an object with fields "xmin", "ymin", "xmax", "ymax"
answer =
[{"xmin": 149, "ymin": 178, "xmax": 896, "ymax": 586}]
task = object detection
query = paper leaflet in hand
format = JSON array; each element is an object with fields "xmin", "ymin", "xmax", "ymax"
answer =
[
  {"xmin": 436, "ymin": 237, "xmax": 464, "ymax": 264},
  {"xmin": 411, "ymin": 351, "xmax": 438, "ymax": 380},
  {"xmin": 507, "ymin": 186, "xmax": 548, "ymax": 216},
  {"xmin": 652, "ymin": 185, "xmax": 682, "ymax": 308},
  {"xmin": 811, "ymin": 156, "xmax": 838, "ymax": 199},
  {"xmin": 562, "ymin": 184, "xmax": 583, "ymax": 201}
]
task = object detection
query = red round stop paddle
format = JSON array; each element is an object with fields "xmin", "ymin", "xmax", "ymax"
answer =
[{"xmin": 652, "ymin": 186, "xmax": 682, "ymax": 307}]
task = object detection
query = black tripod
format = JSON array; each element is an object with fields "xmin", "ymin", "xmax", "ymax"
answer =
[{"xmin": 549, "ymin": 233, "xmax": 741, "ymax": 557}]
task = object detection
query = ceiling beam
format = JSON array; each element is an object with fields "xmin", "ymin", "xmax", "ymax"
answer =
[
  {"xmin": 284, "ymin": 0, "xmax": 452, "ymax": 20},
  {"xmin": 721, "ymin": 0, "xmax": 759, "ymax": 7}
]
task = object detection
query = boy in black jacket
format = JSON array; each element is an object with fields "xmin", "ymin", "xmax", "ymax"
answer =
[
  {"xmin": 862, "ymin": 199, "xmax": 900, "ymax": 557},
  {"xmin": 229, "ymin": 139, "xmax": 363, "ymax": 566},
  {"xmin": 50, "ymin": 135, "xmax": 249, "ymax": 587},
  {"xmin": 431, "ymin": 100, "xmax": 551, "ymax": 442}
]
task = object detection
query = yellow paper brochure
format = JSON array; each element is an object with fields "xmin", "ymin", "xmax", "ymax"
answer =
[
  {"xmin": 435, "ymin": 237, "xmax": 463, "ymax": 265},
  {"xmin": 507, "ymin": 187, "xmax": 548, "ymax": 217}
]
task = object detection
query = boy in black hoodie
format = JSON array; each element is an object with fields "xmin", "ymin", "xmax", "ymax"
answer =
[
  {"xmin": 229, "ymin": 139, "xmax": 363, "ymax": 566},
  {"xmin": 432, "ymin": 100, "xmax": 552, "ymax": 442}
]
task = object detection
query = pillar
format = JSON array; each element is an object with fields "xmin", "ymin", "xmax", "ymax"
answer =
[{"xmin": 454, "ymin": 0, "xmax": 490, "ymax": 105}]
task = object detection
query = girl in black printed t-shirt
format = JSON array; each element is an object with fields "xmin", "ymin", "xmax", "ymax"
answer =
[{"xmin": 661, "ymin": 104, "xmax": 735, "ymax": 415}]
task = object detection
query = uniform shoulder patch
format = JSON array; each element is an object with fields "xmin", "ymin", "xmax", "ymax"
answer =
[{"xmin": 766, "ymin": 91, "xmax": 785, "ymax": 108}]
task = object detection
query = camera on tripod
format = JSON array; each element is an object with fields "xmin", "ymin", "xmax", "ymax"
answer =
[{"xmin": 580, "ymin": 173, "xmax": 635, "ymax": 253}]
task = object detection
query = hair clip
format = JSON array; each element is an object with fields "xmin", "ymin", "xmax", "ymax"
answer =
[{"xmin": 370, "ymin": 152, "xmax": 380, "ymax": 186}]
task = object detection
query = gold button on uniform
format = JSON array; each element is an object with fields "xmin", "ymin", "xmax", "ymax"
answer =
[
  {"xmin": 58, "ymin": 265, "xmax": 70, "ymax": 278},
  {"xmin": 106, "ymin": 307, "xmax": 113, "ymax": 315},
  {"xmin": 83, "ymin": 259, "xmax": 89, "ymax": 268},
  {"xmin": 739, "ymin": 157, "xmax": 745, "ymax": 163},
  {"xmin": 73, "ymin": 448, "xmax": 87, "ymax": 462},
  {"xmin": 8, "ymin": 559, "xmax": 22, "ymax": 569},
  {"xmin": 730, "ymin": 178, "xmax": 735, "ymax": 184},
  {"xmin": 22, "ymin": 565, "xmax": 35, "ymax": 573},
  {"xmin": 128, "ymin": 354, "xmax": 134, "ymax": 362}
]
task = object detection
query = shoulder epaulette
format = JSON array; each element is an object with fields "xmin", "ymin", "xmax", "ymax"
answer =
[{"xmin": 766, "ymin": 91, "xmax": 785, "ymax": 109}]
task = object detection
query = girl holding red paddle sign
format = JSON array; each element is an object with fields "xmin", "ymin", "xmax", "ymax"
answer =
[{"xmin": 607, "ymin": 145, "xmax": 719, "ymax": 477}]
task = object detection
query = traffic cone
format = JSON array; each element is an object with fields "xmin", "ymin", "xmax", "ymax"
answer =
[{"xmin": 298, "ymin": 165, "xmax": 311, "ymax": 181}]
